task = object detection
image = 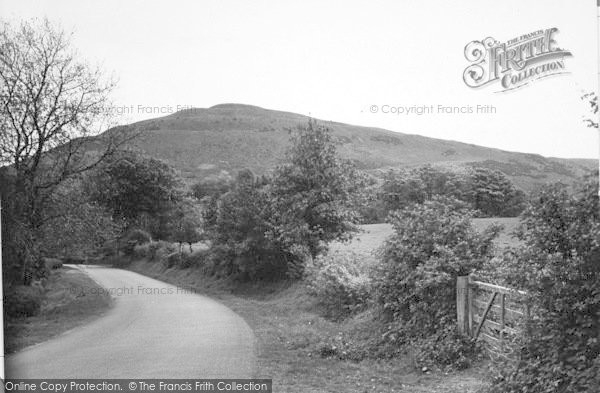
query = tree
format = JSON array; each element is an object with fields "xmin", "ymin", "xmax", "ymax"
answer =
[
  {"xmin": 270, "ymin": 120, "xmax": 364, "ymax": 258},
  {"xmin": 191, "ymin": 173, "xmax": 233, "ymax": 200},
  {"xmin": 0, "ymin": 19, "xmax": 130, "ymax": 283},
  {"xmin": 88, "ymin": 153, "xmax": 183, "ymax": 236},
  {"xmin": 167, "ymin": 198, "xmax": 203, "ymax": 253},
  {"xmin": 39, "ymin": 180, "xmax": 124, "ymax": 258},
  {"xmin": 204, "ymin": 169, "xmax": 285, "ymax": 280}
]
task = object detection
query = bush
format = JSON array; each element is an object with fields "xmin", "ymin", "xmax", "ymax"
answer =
[
  {"xmin": 412, "ymin": 325, "xmax": 482, "ymax": 371},
  {"xmin": 5, "ymin": 285, "xmax": 44, "ymax": 318},
  {"xmin": 487, "ymin": 173, "xmax": 600, "ymax": 393},
  {"xmin": 370, "ymin": 196, "xmax": 499, "ymax": 369},
  {"xmin": 373, "ymin": 196, "xmax": 500, "ymax": 338},
  {"xmin": 63, "ymin": 255, "xmax": 86, "ymax": 264},
  {"xmin": 305, "ymin": 250, "xmax": 373, "ymax": 319},
  {"xmin": 105, "ymin": 254, "xmax": 131, "ymax": 268},
  {"xmin": 180, "ymin": 249, "xmax": 208, "ymax": 269},
  {"xmin": 126, "ymin": 229, "xmax": 152, "ymax": 245},
  {"xmin": 132, "ymin": 243, "xmax": 151, "ymax": 259},
  {"xmin": 43, "ymin": 257, "xmax": 63, "ymax": 270},
  {"xmin": 163, "ymin": 252, "xmax": 181, "ymax": 269}
]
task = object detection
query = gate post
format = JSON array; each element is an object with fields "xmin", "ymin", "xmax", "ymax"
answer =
[{"xmin": 457, "ymin": 275, "xmax": 470, "ymax": 336}]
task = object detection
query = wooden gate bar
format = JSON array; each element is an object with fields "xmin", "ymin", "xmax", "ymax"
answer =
[{"xmin": 473, "ymin": 291, "xmax": 497, "ymax": 340}]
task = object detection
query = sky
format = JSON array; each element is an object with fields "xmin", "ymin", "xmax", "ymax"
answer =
[{"xmin": 1, "ymin": 0, "xmax": 598, "ymax": 159}]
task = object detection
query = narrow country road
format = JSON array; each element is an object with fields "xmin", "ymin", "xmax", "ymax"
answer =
[{"xmin": 6, "ymin": 265, "xmax": 257, "ymax": 378}]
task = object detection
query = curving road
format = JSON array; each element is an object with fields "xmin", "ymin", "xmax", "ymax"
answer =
[{"xmin": 6, "ymin": 265, "xmax": 257, "ymax": 378}]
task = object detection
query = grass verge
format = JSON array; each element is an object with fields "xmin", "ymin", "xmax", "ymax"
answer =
[
  {"xmin": 5, "ymin": 266, "xmax": 113, "ymax": 353},
  {"xmin": 127, "ymin": 260, "xmax": 489, "ymax": 393}
]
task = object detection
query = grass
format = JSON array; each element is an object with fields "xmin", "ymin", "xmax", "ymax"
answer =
[
  {"xmin": 5, "ymin": 266, "xmax": 113, "ymax": 354},
  {"xmin": 126, "ymin": 258, "xmax": 490, "ymax": 392},
  {"xmin": 471, "ymin": 217, "xmax": 522, "ymax": 249},
  {"xmin": 118, "ymin": 216, "xmax": 523, "ymax": 391},
  {"xmin": 330, "ymin": 217, "xmax": 521, "ymax": 256}
]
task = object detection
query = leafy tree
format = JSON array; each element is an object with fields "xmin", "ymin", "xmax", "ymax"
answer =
[
  {"xmin": 465, "ymin": 167, "xmax": 524, "ymax": 217},
  {"xmin": 88, "ymin": 153, "xmax": 183, "ymax": 235},
  {"xmin": 0, "ymin": 19, "xmax": 130, "ymax": 283},
  {"xmin": 167, "ymin": 198, "xmax": 203, "ymax": 253},
  {"xmin": 191, "ymin": 173, "xmax": 233, "ymax": 200},
  {"xmin": 39, "ymin": 180, "xmax": 123, "ymax": 258},
  {"xmin": 381, "ymin": 169, "xmax": 427, "ymax": 211},
  {"xmin": 204, "ymin": 169, "xmax": 286, "ymax": 280},
  {"xmin": 269, "ymin": 120, "xmax": 364, "ymax": 259},
  {"xmin": 380, "ymin": 165, "xmax": 524, "ymax": 218},
  {"xmin": 203, "ymin": 121, "xmax": 366, "ymax": 280}
]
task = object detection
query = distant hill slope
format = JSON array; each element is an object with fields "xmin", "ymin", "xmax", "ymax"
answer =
[{"xmin": 107, "ymin": 103, "xmax": 597, "ymax": 192}]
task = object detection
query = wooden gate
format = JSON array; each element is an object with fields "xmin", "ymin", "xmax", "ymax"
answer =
[{"xmin": 457, "ymin": 275, "xmax": 529, "ymax": 360}]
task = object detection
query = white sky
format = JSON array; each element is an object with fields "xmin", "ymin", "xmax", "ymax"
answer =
[{"xmin": 1, "ymin": 0, "xmax": 598, "ymax": 159}]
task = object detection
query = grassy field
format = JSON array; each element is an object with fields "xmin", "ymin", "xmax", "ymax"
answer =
[
  {"xmin": 330, "ymin": 217, "xmax": 521, "ymax": 255},
  {"xmin": 5, "ymin": 267, "xmax": 113, "ymax": 353}
]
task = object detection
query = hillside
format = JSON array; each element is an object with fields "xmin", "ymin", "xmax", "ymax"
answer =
[{"xmin": 108, "ymin": 103, "xmax": 597, "ymax": 191}]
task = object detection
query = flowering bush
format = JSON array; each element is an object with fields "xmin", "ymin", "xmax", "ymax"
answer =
[{"xmin": 305, "ymin": 250, "xmax": 373, "ymax": 319}]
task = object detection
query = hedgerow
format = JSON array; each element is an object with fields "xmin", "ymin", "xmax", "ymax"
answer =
[
  {"xmin": 487, "ymin": 172, "xmax": 600, "ymax": 393},
  {"xmin": 371, "ymin": 196, "xmax": 500, "ymax": 369}
]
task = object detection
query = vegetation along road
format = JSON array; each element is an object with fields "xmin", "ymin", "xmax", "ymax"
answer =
[{"xmin": 6, "ymin": 265, "xmax": 257, "ymax": 378}]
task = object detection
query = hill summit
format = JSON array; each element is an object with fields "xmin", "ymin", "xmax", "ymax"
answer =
[{"xmin": 112, "ymin": 103, "xmax": 596, "ymax": 191}]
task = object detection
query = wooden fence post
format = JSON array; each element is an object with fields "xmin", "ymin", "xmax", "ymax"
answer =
[
  {"xmin": 468, "ymin": 275, "xmax": 474, "ymax": 335},
  {"xmin": 457, "ymin": 275, "xmax": 470, "ymax": 336}
]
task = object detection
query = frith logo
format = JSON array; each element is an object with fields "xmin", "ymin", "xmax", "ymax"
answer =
[{"xmin": 463, "ymin": 28, "xmax": 572, "ymax": 92}]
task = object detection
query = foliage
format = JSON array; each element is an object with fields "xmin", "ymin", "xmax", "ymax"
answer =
[
  {"xmin": 203, "ymin": 121, "xmax": 365, "ymax": 281},
  {"xmin": 466, "ymin": 167, "xmax": 525, "ymax": 217},
  {"xmin": 43, "ymin": 258, "xmax": 63, "ymax": 270},
  {"xmin": 39, "ymin": 180, "xmax": 123, "ymax": 259},
  {"xmin": 412, "ymin": 325, "xmax": 482, "ymax": 371},
  {"xmin": 89, "ymin": 153, "xmax": 183, "ymax": 233},
  {"xmin": 5, "ymin": 285, "xmax": 44, "ymax": 318},
  {"xmin": 269, "ymin": 120, "xmax": 364, "ymax": 259},
  {"xmin": 305, "ymin": 250, "xmax": 373, "ymax": 320},
  {"xmin": 488, "ymin": 172, "xmax": 600, "ymax": 393},
  {"xmin": 380, "ymin": 165, "xmax": 525, "ymax": 218},
  {"xmin": 126, "ymin": 229, "xmax": 152, "ymax": 245},
  {"xmin": 0, "ymin": 19, "xmax": 129, "ymax": 284},
  {"xmin": 371, "ymin": 196, "xmax": 499, "ymax": 367},
  {"xmin": 191, "ymin": 173, "xmax": 233, "ymax": 200},
  {"xmin": 165, "ymin": 199, "xmax": 203, "ymax": 252},
  {"xmin": 203, "ymin": 169, "xmax": 289, "ymax": 280}
]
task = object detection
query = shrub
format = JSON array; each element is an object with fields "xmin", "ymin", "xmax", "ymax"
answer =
[
  {"xmin": 163, "ymin": 252, "xmax": 181, "ymax": 269},
  {"xmin": 125, "ymin": 229, "xmax": 152, "ymax": 245},
  {"xmin": 43, "ymin": 257, "xmax": 63, "ymax": 270},
  {"xmin": 370, "ymin": 196, "xmax": 499, "ymax": 369},
  {"xmin": 147, "ymin": 242, "xmax": 163, "ymax": 260},
  {"xmin": 105, "ymin": 254, "xmax": 131, "ymax": 268},
  {"xmin": 373, "ymin": 196, "xmax": 500, "ymax": 338},
  {"xmin": 5, "ymin": 285, "xmax": 44, "ymax": 318},
  {"xmin": 305, "ymin": 250, "xmax": 373, "ymax": 319},
  {"xmin": 63, "ymin": 255, "xmax": 86, "ymax": 265},
  {"xmin": 132, "ymin": 243, "xmax": 151, "ymax": 259},
  {"xmin": 179, "ymin": 249, "xmax": 208, "ymax": 269},
  {"xmin": 155, "ymin": 241, "xmax": 176, "ymax": 262},
  {"xmin": 488, "ymin": 173, "xmax": 600, "ymax": 393},
  {"xmin": 412, "ymin": 325, "xmax": 482, "ymax": 371}
]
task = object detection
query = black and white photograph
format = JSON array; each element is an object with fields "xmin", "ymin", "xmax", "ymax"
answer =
[{"xmin": 0, "ymin": 1, "xmax": 598, "ymax": 392}]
